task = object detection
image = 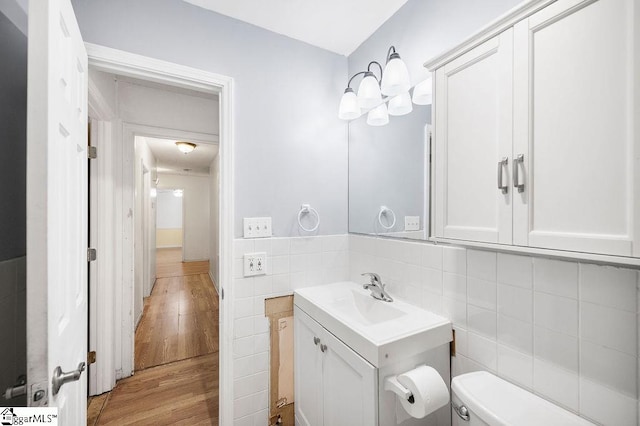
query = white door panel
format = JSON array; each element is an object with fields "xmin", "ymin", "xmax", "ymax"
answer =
[
  {"xmin": 513, "ymin": 0, "xmax": 636, "ymax": 255},
  {"xmin": 294, "ymin": 308, "xmax": 323, "ymax": 426},
  {"xmin": 27, "ymin": 0, "xmax": 88, "ymax": 421}
]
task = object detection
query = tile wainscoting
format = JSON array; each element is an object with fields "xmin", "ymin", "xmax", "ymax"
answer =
[
  {"xmin": 232, "ymin": 235, "xmax": 349, "ymax": 425},
  {"xmin": 349, "ymin": 234, "xmax": 639, "ymax": 426}
]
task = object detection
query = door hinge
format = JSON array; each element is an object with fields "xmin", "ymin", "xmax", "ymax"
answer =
[
  {"xmin": 88, "ymin": 146, "xmax": 97, "ymax": 159},
  {"xmin": 87, "ymin": 248, "xmax": 97, "ymax": 262},
  {"xmin": 88, "ymin": 351, "xmax": 96, "ymax": 364}
]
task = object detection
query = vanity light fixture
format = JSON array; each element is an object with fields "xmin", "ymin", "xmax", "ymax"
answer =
[
  {"xmin": 412, "ymin": 77, "xmax": 433, "ymax": 105},
  {"xmin": 175, "ymin": 141, "xmax": 196, "ymax": 154},
  {"xmin": 339, "ymin": 46, "xmax": 426, "ymax": 126}
]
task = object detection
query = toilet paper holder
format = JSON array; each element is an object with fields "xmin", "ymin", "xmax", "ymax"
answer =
[{"xmin": 385, "ymin": 376, "xmax": 415, "ymax": 404}]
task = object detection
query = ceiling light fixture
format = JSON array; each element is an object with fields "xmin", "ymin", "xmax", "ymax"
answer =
[
  {"xmin": 173, "ymin": 189, "xmax": 183, "ymax": 198},
  {"xmin": 175, "ymin": 141, "xmax": 196, "ymax": 154},
  {"xmin": 339, "ymin": 45, "xmax": 428, "ymax": 126}
]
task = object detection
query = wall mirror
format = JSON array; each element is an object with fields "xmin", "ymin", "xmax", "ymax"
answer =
[{"xmin": 348, "ymin": 97, "xmax": 431, "ymax": 241}]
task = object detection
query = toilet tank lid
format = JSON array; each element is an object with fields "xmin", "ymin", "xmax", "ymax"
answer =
[{"xmin": 451, "ymin": 372, "xmax": 594, "ymax": 426}]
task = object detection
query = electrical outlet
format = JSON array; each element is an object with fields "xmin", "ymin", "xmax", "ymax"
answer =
[
  {"xmin": 243, "ymin": 217, "xmax": 272, "ymax": 238},
  {"xmin": 405, "ymin": 216, "xmax": 420, "ymax": 231},
  {"xmin": 244, "ymin": 252, "xmax": 267, "ymax": 277}
]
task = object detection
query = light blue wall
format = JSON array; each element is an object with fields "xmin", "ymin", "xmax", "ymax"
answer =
[{"xmin": 71, "ymin": 0, "xmax": 349, "ymax": 238}]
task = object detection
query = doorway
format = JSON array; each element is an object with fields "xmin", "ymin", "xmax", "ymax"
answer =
[{"xmin": 85, "ymin": 46, "xmax": 230, "ymax": 424}]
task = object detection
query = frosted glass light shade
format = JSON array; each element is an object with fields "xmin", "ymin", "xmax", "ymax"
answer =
[
  {"xmin": 176, "ymin": 141, "xmax": 196, "ymax": 153},
  {"xmin": 357, "ymin": 72, "xmax": 382, "ymax": 109},
  {"xmin": 412, "ymin": 77, "xmax": 433, "ymax": 105},
  {"xmin": 381, "ymin": 56, "xmax": 410, "ymax": 97},
  {"xmin": 338, "ymin": 88, "xmax": 361, "ymax": 120},
  {"xmin": 367, "ymin": 103, "xmax": 389, "ymax": 126},
  {"xmin": 173, "ymin": 189, "xmax": 183, "ymax": 197},
  {"xmin": 388, "ymin": 92, "xmax": 413, "ymax": 116}
]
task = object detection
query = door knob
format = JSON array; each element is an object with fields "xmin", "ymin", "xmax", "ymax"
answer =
[{"xmin": 52, "ymin": 362, "xmax": 85, "ymax": 396}]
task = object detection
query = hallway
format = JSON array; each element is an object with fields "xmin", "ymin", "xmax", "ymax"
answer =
[{"xmin": 88, "ymin": 248, "xmax": 219, "ymax": 425}]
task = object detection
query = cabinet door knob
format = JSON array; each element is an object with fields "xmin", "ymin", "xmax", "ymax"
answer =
[
  {"xmin": 497, "ymin": 157, "xmax": 509, "ymax": 194},
  {"xmin": 313, "ymin": 337, "xmax": 320, "ymax": 345},
  {"xmin": 320, "ymin": 344, "xmax": 327, "ymax": 353}
]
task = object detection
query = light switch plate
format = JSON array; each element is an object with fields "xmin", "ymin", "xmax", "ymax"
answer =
[
  {"xmin": 244, "ymin": 252, "xmax": 267, "ymax": 277},
  {"xmin": 405, "ymin": 216, "xmax": 420, "ymax": 231},
  {"xmin": 243, "ymin": 217, "xmax": 272, "ymax": 238}
]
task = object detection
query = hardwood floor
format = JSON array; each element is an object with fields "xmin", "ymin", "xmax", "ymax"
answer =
[
  {"xmin": 89, "ymin": 248, "xmax": 219, "ymax": 425},
  {"xmin": 96, "ymin": 353, "xmax": 218, "ymax": 425}
]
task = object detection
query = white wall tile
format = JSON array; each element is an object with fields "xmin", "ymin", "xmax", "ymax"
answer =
[
  {"xmin": 234, "ymin": 394, "xmax": 254, "ymax": 419},
  {"xmin": 580, "ymin": 301, "xmax": 636, "ymax": 356},
  {"xmin": 468, "ymin": 332, "xmax": 497, "ymax": 371},
  {"xmin": 234, "ymin": 355, "xmax": 255, "ymax": 379},
  {"xmin": 253, "ymin": 296, "xmax": 266, "ymax": 316},
  {"xmin": 534, "ymin": 292, "xmax": 578, "ymax": 337},
  {"xmin": 271, "ymin": 238, "xmax": 290, "ymax": 256},
  {"xmin": 422, "ymin": 290, "xmax": 443, "ymax": 316},
  {"xmin": 497, "ymin": 284, "xmax": 532, "ymax": 323},
  {"xmin": 252, "ymin": 409, "xmax": 268, "ymax": 426},
  {"xmin": 443, "ymin": 297, "xmax": 467, "ymax": 328},
  {"xmin": 497, "ymin": 253, "xmax": 532, "ymax": 288},
  {"xmin": 580, "ymin": 264, "xmax": 638, "ymax": 312},
  {"xmin": 423, "ymin": 268, "xmax": 443, "ymax": 295},
  {"xmin": 254, "ymin": 238, "xmax": 272, "ymax": 256},
  {"xmin": 467, "ymin": 305, "xmax": 497, "ymax": 340},
  {"xmin": 497, "ymin": 344, "xmax": 533, "ymax": 389},
  {"xmin": 497, "ymin": 314, "xmax": 533, "ymax": 354},
  {"xmin": 234, "ymin": 239, "xmax": 255, "ymax": 259},
  {"xmin": 234, "ymin": 375, "xmax": 255, "ymax": 399},
  {"xmin": 443, "ymin": 273, "xmax": 466, "ymax": 302},
  {"xmin": 322, "ymin": 251, "xmax": 348, "ymax": 270},
  {"xmin": 253, "ymin": 276, "xmax": 273, "ymax": 296},
  {"xmin": 235, "ymin": 317, "xmax": 254, "ymax": 339},
  {"xmin": 423, "ymin": 244, "xmax": 443, "ymax": 270},
  {"xmin": 254, "ymin": 332, "xmax": 269, "ymax": 353},
  {"xmin": 468, "ymin": 277, "xmax": 497, "ymax": 310},
  {"xmin": 580, "ymin": 340, "xmax": 636, "ymax": 397},
  {"xmin": 443, "ymin": 247, "xmax": 466, "ymax": 275},
  {"xmin": 533, "ymin": 258, "xmax": 578, "ymax": 299},
  {"xmin": 234, "ymin": 278, "xmax": 254, "ymax": 299},
  {"xmin": 533, "ymin": 358, "xmax": 579, "ymax": 412},
  {"xmin": 234, "ymin": 336, "xmax": 254, "ymax": 359},
  {"xmin": 271, "ymin": 256, "xmax": 289, "ymax": 275},
  {"xmin": 254, "ymin": 316, "xmax": 269, "ymax": 334},
  {"xmin": 580, "ymin": 377, "xmax": 638, "ymax": 426},
  {"xmin": 321, "ymin": 235, "xmax": 349, "ymax": 252},
  {"xmin": 467, "ymin": 250, "xmax": 497, "ymax": 282},
  {"xmin": 234, "ymin": 298, "xmax": 254, "ymax": 319},
  {"xmin": 534, "ymin": 326, "xmax": 578, "ymax": 372},
  {"xmin": 271, "ymin": 274, "xmax": 291, "ymax": 295}
]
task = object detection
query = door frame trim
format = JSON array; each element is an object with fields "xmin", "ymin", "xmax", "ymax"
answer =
[{"xmin": 85, "ymin": 42, "xmax": 234, "ymax": 425}]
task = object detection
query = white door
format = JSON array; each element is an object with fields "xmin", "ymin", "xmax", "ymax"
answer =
[
  {"xmin": 26, "ymin": 0, "xmax": 88, "ymax": 422},
  {"xmin": 434, "ymin": 29, "xmax": 513, "ymax": 244},
  {"xmin": 512, "ymin": 0, "xmax": 638, "ymax": 256},
  {"xmin": 294, "ymin": 307, "xmax": 324, "ymax": 426},
  {"xmin": 321, "ymin": 326, "xmax": 377, "ymax": 426}
]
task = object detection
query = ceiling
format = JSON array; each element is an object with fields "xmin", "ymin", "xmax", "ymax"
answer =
[
  {"xmin": 142, "ymin": 136, "xmax": 218, "ymax": 176},
  {"xmin": 182, "ymin": 0, "xmax": 409, "ymax": 56}
]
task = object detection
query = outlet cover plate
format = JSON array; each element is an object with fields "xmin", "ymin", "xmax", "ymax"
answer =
[
  {"xmin": 243, "ymin": 217, "xmax": 272, "ymax": 238},
  {"xmin": 404, "ymin": 216, "xmax": 420, "ymax": 231},
  {"xmin": 244, "ymin": 252, "xmax": 267, "ymax": 277}
]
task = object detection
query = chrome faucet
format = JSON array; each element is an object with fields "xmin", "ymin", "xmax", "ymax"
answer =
[{"xmin": 361, "ymin": 273, "xmax": 393, "ymax": 302}]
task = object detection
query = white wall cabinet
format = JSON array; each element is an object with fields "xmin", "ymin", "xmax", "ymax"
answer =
[
  {"xmin": 431, "ymin": 0, "xmax": 639, "ymax": 258},
  {"xmin": 294, "ymin": 307, "xmax": 377, "ymax": 426}
]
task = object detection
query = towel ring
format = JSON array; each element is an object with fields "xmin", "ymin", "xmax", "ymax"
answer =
[
  {"xmin": 298, "ymin": 204, "xmax": 320, "ymax": 232},
  {"xmin": 378, "ymin": 206, "xmax": 396, "ymax": 230}
]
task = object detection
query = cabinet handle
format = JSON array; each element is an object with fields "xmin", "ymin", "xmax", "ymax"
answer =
[
  {"xmin": 513, "ymin": 154, "xmax": 524, "ymax": 193},
  {"xmin": 313, "ymin": 337, "xmax": 320, "ymax": 346},
  {"xmin": 320, "ymin": 344, "xmax": 327, "ymax": 353},
  {"xmin": 497, "ymin": 157, "xmax": 508, "ymax": 194}
]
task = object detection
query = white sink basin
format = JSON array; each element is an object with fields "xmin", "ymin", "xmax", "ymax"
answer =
[{"xmin": 294, "ymin": 281, "xmax": 452, "ymax": 367}]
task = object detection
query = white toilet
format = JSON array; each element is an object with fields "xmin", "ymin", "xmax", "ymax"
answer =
[{"xmin": 451, "ymin": 371, "xmax": 594, "ymax": 425}]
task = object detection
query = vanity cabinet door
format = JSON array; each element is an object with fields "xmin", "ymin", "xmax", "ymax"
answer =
[
  {"xmin": 434, "ymin": 29, "xmax": 514, "ymax": 244},
  {"xmin": 294, "ymin": 308, "xmax": 324, "ymax": 426},
  {"xmin": 512, "ymin": 0, "xmax": 639, "ymax": 256},
  {"xmin": 321, "ymin": 327, "xmax": 377, "ymax": 426}
]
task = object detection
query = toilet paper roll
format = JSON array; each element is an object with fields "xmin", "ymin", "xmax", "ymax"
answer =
[{"xmin": 396, "ymin": 365, "xmax": 449, "ymax": 419}]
